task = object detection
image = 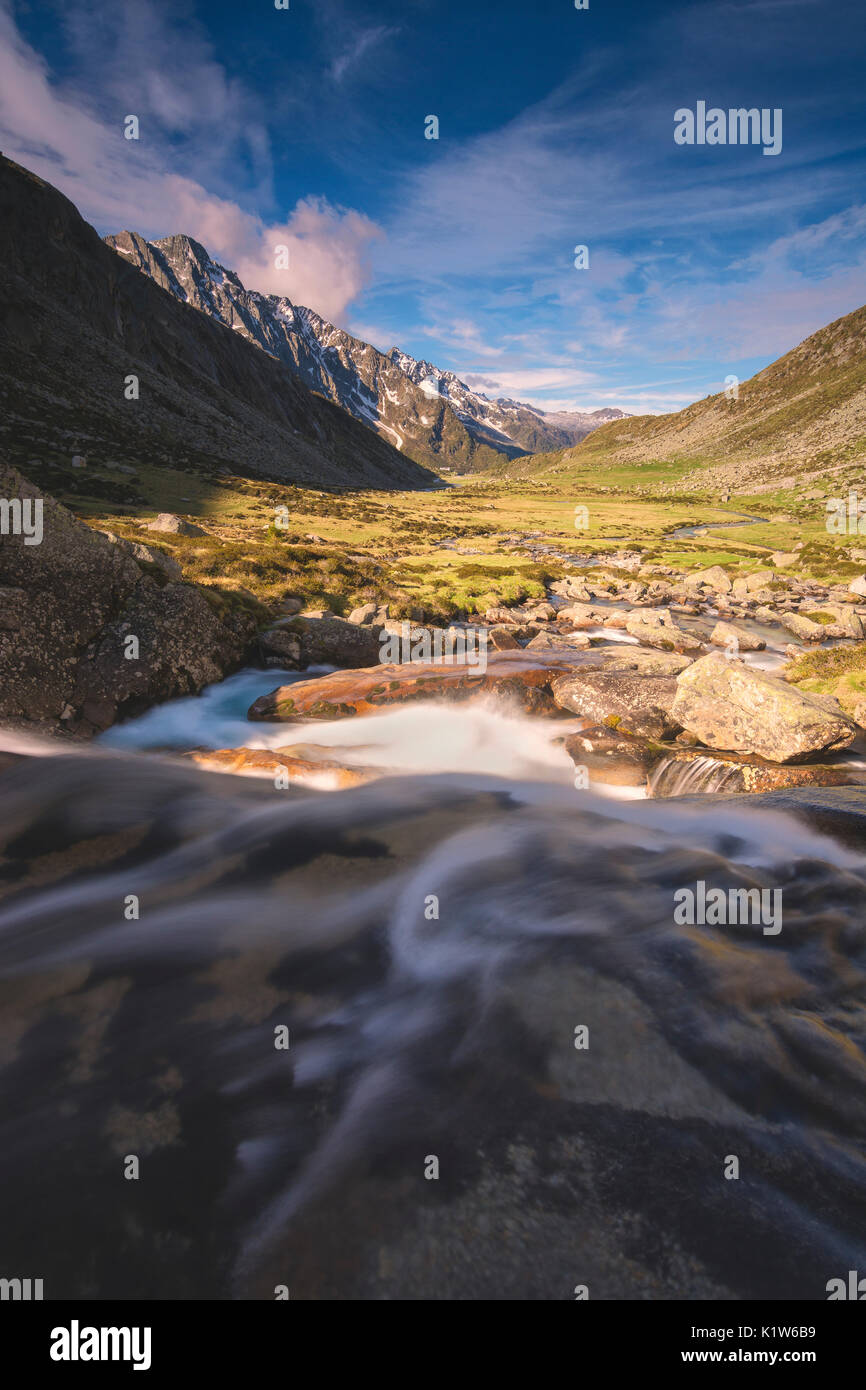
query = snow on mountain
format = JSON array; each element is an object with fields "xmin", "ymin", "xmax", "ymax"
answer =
[{"xmin": 104, "ymin": 230, "xmax": 627, "ymax": 469}]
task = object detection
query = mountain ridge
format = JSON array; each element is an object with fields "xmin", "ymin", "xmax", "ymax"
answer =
[
  {"xmin": 0, "ymin": 155, "xmax": 434, "ymax": 492},
  {"xmin": 105, "ymin": 229, "xmax": 628, "ymax": 469}
]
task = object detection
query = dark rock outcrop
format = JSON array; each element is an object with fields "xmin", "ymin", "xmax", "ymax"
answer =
[{"xmin": 0, "ymin": 464, "xmax": 254, "ymax": 734}]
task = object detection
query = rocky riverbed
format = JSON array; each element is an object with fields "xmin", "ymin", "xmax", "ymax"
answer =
[{"xmin": 140, "ymin": 545, "xmax": 866, "ymax": 801}]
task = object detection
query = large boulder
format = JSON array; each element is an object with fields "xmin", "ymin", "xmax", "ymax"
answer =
[
  {"xmin": 100, "ymin": 530, "xmax": 183, "ymax": 580},
  {"xmin": 551, "ymin": 670, "xmax": 682, "ymax": 740},
  {"xmin": 274, "ymin": 615, "xmax": 386, "ymax": 669},
  {"xmin": 671, "ymin": 655, "xmax": 857, "ymax": 762},
  {"xmin": 684, "ymin": 565, "xmax": 732, "ymax": 594},
  {"xmin": 144, "ymin": 512, "xmax": 206, "ymax": 536},
  {"xmin": 0, "ymin": 464, "xmax": 254, "ymax": 734},
  {"xmin": 625, "ymin": 613, "xmax": 704, "ymax": 654},
  {"xmin": 780, "ymin": 612, "xmax": 824, "ymax": 643},
  {"xmin": 709, "ymin": 621, "xmax": 766, "ymax": 652}
]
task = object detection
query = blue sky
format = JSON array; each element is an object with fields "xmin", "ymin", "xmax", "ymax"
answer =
[{"xmin": 2, "ymin": 0, "xmax": 865, "ymax": 414}]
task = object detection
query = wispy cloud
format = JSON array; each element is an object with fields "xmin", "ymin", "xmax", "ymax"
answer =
[
  {"xmin": 330, "ymin": 25, "xmax": 399, "ymax": 83},
  {"xmin": 0, "ymin": 0, "xmax": 383, "ymax": 321}
]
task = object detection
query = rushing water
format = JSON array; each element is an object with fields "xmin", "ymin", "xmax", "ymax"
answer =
[{"xmin": 1, "ymin": 738, "xmax": 865, "ymax": 1299}]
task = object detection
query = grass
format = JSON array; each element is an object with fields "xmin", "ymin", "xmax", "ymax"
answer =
[{"xmin": 28, "ymin": 451, "xmax": 861, "ymax": 628}]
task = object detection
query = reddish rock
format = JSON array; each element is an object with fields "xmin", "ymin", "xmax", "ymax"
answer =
[{"xmin": 248, "ymin": 651, "xmax": 587, "ymax": 721}]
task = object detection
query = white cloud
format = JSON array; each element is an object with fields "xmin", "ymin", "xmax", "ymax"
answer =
[{"xmin": 0, "ymin": 2, "xmax": 382, "ymax": 322}]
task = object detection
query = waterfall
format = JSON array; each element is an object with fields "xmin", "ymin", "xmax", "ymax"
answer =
[{"xmin": 649, "ymin": 753, "xmax": 744, "ymax": 797}]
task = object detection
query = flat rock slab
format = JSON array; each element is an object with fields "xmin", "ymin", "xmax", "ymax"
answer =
[
  {"xmin": 187, "ymin": 746, "xmax": 380, "ymax": 788},
  {"xmin": 248, "ymin": 650, "xmax": 589, "ymax": 721}
]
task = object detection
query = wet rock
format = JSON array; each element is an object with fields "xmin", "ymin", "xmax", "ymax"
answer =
[
  {"xmin": 780, "ymin": 612, "xmax": 825, "ymax": 642},
  {"xmin": 564, "ymin": 725, "xmax": 662, "ymax": 787},
  {"xmin": 671, "ymin": 655, "xmax": 857, "ymax": 763},
  {"xmin": 525, "ymin": 629, "xmax": 591, "ymax": 651},
  {"xmin": 249, "ymin": 651, "xmax": 584, "ymax": 721},
  {"xmin": 551, "ymin": 670, "xmax": 682, "ymax": 740},
  {"xmin": 187, "ymin": 746, "xmax": 379, "ymax": 788},
  {"xmin": 648, "ymin": 748, "xmax": 862, "ymax": 797},
  {"xmin": 709, "ymin": 621, "xmax": 766, "ymax": 652}
]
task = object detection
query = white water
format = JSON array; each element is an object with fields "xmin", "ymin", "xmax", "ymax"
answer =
[{"xmin": 98, "ymin": 667, "xmax": 601, "ymax": 788}]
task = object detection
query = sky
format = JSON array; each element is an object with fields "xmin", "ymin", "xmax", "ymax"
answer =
[{"xmin": 1, "ymin": 0, "xmax": 865, "ymax": 415}]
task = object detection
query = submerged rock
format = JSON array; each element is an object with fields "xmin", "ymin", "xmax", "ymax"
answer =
[
  {"xmin": 187, "ymin": 746, "xmax": 379, "ymax": 788},
  {"xmin": 671, "ymin": 654, "xmax": 857, "ymax": 762}
]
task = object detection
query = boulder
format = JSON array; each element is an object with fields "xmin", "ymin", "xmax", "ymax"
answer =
[
  {"xmin": 771, "ymin": 551, "xmax": 798, "ymax": 568},
  {"xmin": 281, "ymin": 615, "xmax": 385, "ymax": 669},
  {"xmin": 744, "ymin": 570, "xmax": 775, "ymax": 591},
  {"xmin": 684, "ymin": 565, "xmax": 732, "ymax": 594},
  {"xmin": 145, "ymin": 512, "xmax": 206, "ymax": 537},
  {"xmin": 486, "ymin": 626, "xmax": 522, "ymax": 651},
  {"xmin": 100, "ymin": 531, "xmax": 183, "ymax": 580},
  {"xmin": 525, "ymin": 629, "xmax": 591, "ymax": 651},
  {"xmin": 564, "ymin": 725, "xmax": 663, "ymax": 788},
  {"xmin": 708, "ymin": 621, "xmax": 766, "ymax": 652},
  {"xmin": 347, "ymin": 603, "xmax": 378, "ymax": 625},
  {"xmin": 625, "ymin": 615, "xmax": 704, "ymax": 654},
  {"xmin": 524, "ymin": 602, "xmax": 556, "ymax": 622},
  {"xmin": 848, "ymin": 575, "xmax": 866, "ymax": 598},
  {"xmin": 670, "ymin": 655, "xmax": 857, "ymax": 763},
  {"xmin": 551, "ymin": 670, "xmax": 682, "ymax": 740},
  {"xmin": 780, "ymin": 612, "xmax": 824, "ymax": 643}
]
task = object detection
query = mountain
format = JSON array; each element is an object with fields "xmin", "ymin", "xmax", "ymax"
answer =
[
  {"xmin": 0, "ymin": 155, "xmax": 434, "ymax": 492},
  {"xmin": 105, "ymin": 231, "xmax": 505, "ymax": 474},
  {"xmin": 104, "ymin": 230, "xmax": 627, "ymax": 470},
  {"xmin": 520, "ymin": 304, "xmax": 866, "ymax": 492},
  {"xmin": 387, "ymin": 348, "xmax": 628, "ymax": 455}
]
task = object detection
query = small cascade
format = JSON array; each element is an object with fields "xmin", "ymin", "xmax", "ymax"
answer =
[{"xmin": 648, "ymin": 754, "xmax": 744, "ymax": 797}]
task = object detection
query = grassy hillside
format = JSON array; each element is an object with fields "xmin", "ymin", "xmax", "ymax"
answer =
[{"xmin": 506, "ymin": 303, "xmax": 866, "ymax": 496}]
